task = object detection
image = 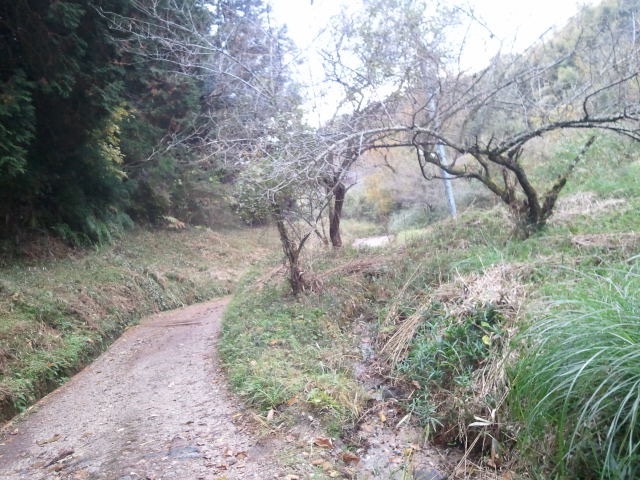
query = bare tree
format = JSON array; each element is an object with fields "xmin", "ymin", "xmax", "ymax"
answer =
[
  {"xmin": 315, "ymin": 102, "xmax": 396, "ymax": 247},
  {"xmin": 320, "ymin": 0, "xmax": 640, "ymax": 236},
  {"xmin": 102, "ymin": 0, "xmax": 327, "ymax": 293}
]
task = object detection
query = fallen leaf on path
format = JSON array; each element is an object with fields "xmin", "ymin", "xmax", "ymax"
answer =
[
  {"xmin": 360, "ymin": 423, "xmax": 374, "ymax": 433},
  {"xmin": 378, "ymin": 411, "xmax": 387, "ymax": 423},
  {"xmin": 235, "ymin": 451, "xmax": 248, "ymax": 460},
  {"xmin": 286, "ymin": 395, "xmax": 299, "ymax": 406},
  {"xmin": 341, "ymin": 451, "xmax": 360, "ymax": 464},
  {"xmin": 71, "ymin": 469, "xmax": 89, "ymax": 479},
  {"xmin": 313, "ymin": 437, "xmax": 333, "ymax": 448},
  {"xmin": 396, "ymin": 413, "xmax": 411, "ymax": 428},
  {"xmin": 329, "ymin": 470, "xmax": 341, "ymax": 478},
  {"xmin": 266, "ymin": 409, "xmax": 274, "ymax": 421}
]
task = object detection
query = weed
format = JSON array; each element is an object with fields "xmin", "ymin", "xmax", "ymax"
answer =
[
  {"xmin": 509, "ymin": 262, "xmax": 640, "ymax": 479},
  {"xmin": 397, "ymin": 304, "xmax": 507, "ymax": 438}
]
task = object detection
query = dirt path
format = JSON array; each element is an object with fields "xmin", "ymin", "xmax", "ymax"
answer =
[{"xmin": 0, "ymin": 299, "xmax": 282, "ymax": 480}]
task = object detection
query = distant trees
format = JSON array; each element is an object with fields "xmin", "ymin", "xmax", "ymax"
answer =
[
  {"xmin": 321, "ymin": 0, "xmax": 640, "ymax": 236},
  {"xmin": 0, "ymin": 0, "xmax": 303, "ymax": 244},
  {"xmin": 0, "ymin": 0, "xmax": 216, "ymax": 243},
  {"xmin": 104, "ymin": 0, "xmax": 303, "ymax": 207}
]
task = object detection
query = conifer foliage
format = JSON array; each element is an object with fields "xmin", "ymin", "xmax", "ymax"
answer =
[
  {"xmin": 0, "ymin": 1, "xmax": 131, "ymax": 243},
  {"xmin": 0, "ymin": 0, "xmax": 284, "ymax": 244}
]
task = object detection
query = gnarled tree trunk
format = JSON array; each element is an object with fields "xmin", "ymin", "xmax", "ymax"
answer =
[
  {"xmin": 329, "ymin": 182, "xmax": 346, "ymax": 248},
  {"xmin": 272, "ymin": 199, "xmax": 310, "ymax": 296}
]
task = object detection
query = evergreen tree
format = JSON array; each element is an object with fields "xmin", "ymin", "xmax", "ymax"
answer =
[
  {"xmin": 0, "ymin": 0, "xmax": 131, "ymax": 243},
  {"xmin": 0, "ymin": 0, "xmax": 301, "ymax": 242}
]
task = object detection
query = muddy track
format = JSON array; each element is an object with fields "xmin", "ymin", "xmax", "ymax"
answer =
[{"xmin": 0, "ymin": 299, "xmax": 281, "ymax": 479}]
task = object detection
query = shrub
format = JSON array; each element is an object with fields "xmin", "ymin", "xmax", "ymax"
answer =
[
  {"xmin": 397, "ymin": 303, "xmax": 507, "ymax": 442},
  {"xmin": 509, "ymin": 262, "xmax": 640, "ymax": 479}
]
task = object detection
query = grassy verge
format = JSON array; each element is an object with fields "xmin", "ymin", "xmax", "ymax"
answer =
[
  {"xmin": 0, "ymin": 226, "xmax": 278, "ymax": 422},
  {"xmin": 218, "ymin": 136, "xmax": 640, "ymax": 478},
  {"xmin": 508, "ymin": 262, "xmax": 640, "ymax": 479},
  {"xmin": 219, "ymin": 268, "xmax": 370, "ymax": 437}
]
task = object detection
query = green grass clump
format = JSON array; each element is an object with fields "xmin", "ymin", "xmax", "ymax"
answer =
[
  {"xmin": 219, "ymin": 281, "xmax": 365, "ymax": 431},
  {"xmin": 397, "ymin": 303, "xmax": 507, "ymax": 440},
  {"xmin": 509, "ymin": 261, "xmax": 640, "ymax": 479}
]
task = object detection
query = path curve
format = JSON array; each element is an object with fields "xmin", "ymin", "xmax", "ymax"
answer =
[{"xmin": 0, "ymin": 299, "xmax": 281, "ymax": 479}]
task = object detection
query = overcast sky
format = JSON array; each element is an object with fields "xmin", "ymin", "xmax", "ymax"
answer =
[
  {"xmin": 267, "ymin": 0, "xmax": 600, "ymax": 123},
  {"xmin": 269, "ymin": 0, "xmax": 599, "ymax": 49}
]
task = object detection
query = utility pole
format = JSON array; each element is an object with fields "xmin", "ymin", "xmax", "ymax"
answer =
[
  {"xmin": 419, "ymin": 50, "xmax": 457, "ymax": 218},
  {"xmin": 429, "ymin": 93, "xmax": 457, "ymax": 218},
  {"xmin": 435, "ymin": 138, "xmax": 457, "ymax": 218}
]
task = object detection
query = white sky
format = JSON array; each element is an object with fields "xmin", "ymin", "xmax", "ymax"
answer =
[
  {"xmin": 268, "ymin": 0, "xmax": 600, "ymax": 123},
  {"xmin": 270, "ymin": 0, "xmax": 600, "ymax": 49}
]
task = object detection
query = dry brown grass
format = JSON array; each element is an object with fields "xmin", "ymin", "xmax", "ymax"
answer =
[
  {"xmin": 379, "ymin": 304, "xmax": 430, "ymax": 368},
  {"xmin": 373, "ymin": 264, "xmax": 427, "ymax": 366},
  {"xmin": 551, "ymin": 191, "xmax": 628, "ymax": 224},
  {"xmin": 319, "ymin": 256, "xmax": 391, "ymax": 279},
  {"xmin": 571, "ymin": 232, "xmax": 640, "ymax": 251},
  {"xmin": 379, "ymin": 263, "xmax": 529, "ymax": 368},
  {"xmin": 433, "ymin": 263, "xmax": 529, "ymax": 319}
]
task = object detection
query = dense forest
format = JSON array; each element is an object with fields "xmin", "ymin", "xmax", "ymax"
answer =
[{"xmin": 0, "ymin": 0, "xmax": 295, "ymax": 245}]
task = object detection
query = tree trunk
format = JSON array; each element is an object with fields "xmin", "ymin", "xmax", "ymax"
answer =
[
  {"xmin": 512, "ymin": 136, "xmax": 596, "ymax": 238},
  {"xmin": 329, "ymin": 182, "xmax": 346, "ymax": 248},
  {"xmin": 275, "ymin": 216, "xmax": 306, "ymax": 295}
]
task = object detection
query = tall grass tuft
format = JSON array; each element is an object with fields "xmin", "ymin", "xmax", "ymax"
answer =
[{"xmin": 509, "ymin": 261, "xmax": 640, "ymax": 479}]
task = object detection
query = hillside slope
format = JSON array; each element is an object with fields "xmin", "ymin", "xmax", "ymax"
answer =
[{"xmin": 219, "ymin": 135, "xmax": 640, "ymax": 479}]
